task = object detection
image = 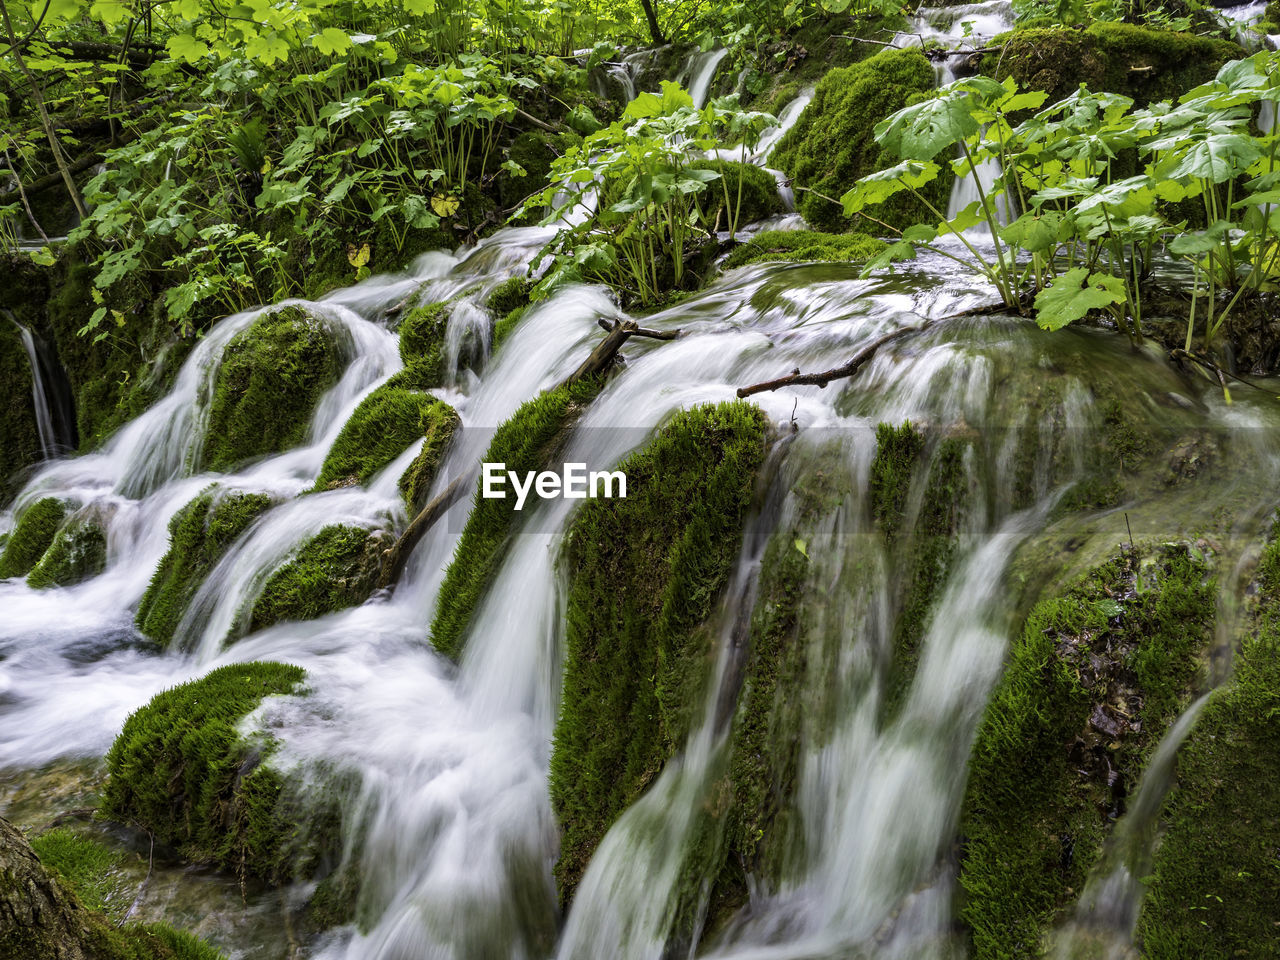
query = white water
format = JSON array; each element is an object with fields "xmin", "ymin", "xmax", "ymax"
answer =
[{"xmin": 9, "ymin": 317, "xmax": 72, "ymax": 459}]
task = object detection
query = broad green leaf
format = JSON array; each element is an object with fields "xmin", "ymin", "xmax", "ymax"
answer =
[
  {"xmin": 874, "ymin": 93, "xmax": 980, "ymax": 161},
  {"xmin": 167, "ymin": 34, "xmax": 210, "ymax": 63},
  {"xmin": 314, "ymin": 28, "xmax": 353, "ymax": 56},
  {"xmin": 1034, "ymin": 267, "xmax": 1126, "ymax": 330},
  {"xmin": 841, "ymin": 160, "xmax": 940, "ymax": 214},
  {"xmin": 1161, "ymin": 133, "xmax": 1262, "ymax": 183}
]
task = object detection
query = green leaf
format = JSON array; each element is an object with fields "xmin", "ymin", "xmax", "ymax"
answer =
[
  {"xmin": 167, "ymin": 34, "xmax": 210, "ymax": 63},
  {"xmin": 1034, "ymin": 267, "xmax": 1126, "ymax": 331},
  {"xmin": 874, "ymin": 93, "xmax": 981, "ymax": 161},
  {"xmin": 840, "ymin": 160, "xmax": 940, "ymax": 214},
  {"xmin": 314, "ymin": 28, "xmax": 353, "ymax": 56},
  {"xmin": 1160, "ymin": 133, "xmax": 1262, "ymax": 184}
]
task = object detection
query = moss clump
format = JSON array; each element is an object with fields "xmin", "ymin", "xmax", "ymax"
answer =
[
  {"xmin": 959, "ymin": 544, "xmax": 1215, "ymax": 959},
  {"xmin": 199, "ymin": 306, "xmax": 342, "ymax": 472},
  {"xmin": 869, "ymin": 421, "xmax": 925, "ymax": 543},
  {"xmin": 26, "ymin": 516, "xmax": 107, "ymax": 589},
  {"xmin": 29, "ymin": 828, "xmax": 127, "ymax": 915},
  {"xmin": 486, "ymin": 276, "xmax": 533, "ymax": 319},
  {"xmin": 492, "ymin": 307, "xmax": 527, "ymax": 354},
  {"xmin": 721, "ymin": 230, "xmax": 884, "ymax": 270},
  {"xmin": 0, "ymin": 321, "xmax": 42, "ymax": 506},
  {"xmin": 100, "ymin": 662, "xmax": 317, "ymax": 885},
  {"xmin": 0, "ymin": 496, "xmax": 67, "ymax": 579},
  {"xmin": 248, "ymin": 525, "xmax": 389, "ymax": 632},
  {"xmin": 549, "ymin": 401, "xmax": 769, "ymax": 903},
  {"xmin": 770, "ymin": 48, "xmax": 949, "ymax": 233},
  {"xmin": 136, "ymin": 487, "xmax": 275, "ymax": 649},
  {"xmin": 398, "ymin": 299, "xmax": 450, "ymax": 384},
  {"xmin": 398, "ymin": 399, "xmax": 461, "ymax": 511},
  {"xmin": 1135, "ymin": 527, "xmax": 1280, "ymax": 958},
  {"xmin": 501, "ymin": 131, "xmax": 557, "ymax": 209},
  {"xmin": 429, "ymin": 378, "xmax": 603, "ymax": 660},
  {"xmin": 315, "ymin": 382, "xmax": 457, "ymax": 494},
  {"xmin": 697, "ymin": 160, "xmax": 784, "ymax": 228},
  {"xmin": 983, "ymin": 24, "xmax": 1241, "ymax": 107}
]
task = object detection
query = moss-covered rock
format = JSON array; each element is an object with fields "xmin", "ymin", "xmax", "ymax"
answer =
[
  {"xmin": 485, "ymin": 276, "xmax": 533, "ymax": 319},
  {"xmin": 1, "ymin": 816, "xmax": 226, "ymax": 960},
  {"xmin": 397, "ymin": 399, "xmax": 461, "ymax": 511},
  {"xmin": 1135, "ymin": 525, "xmax": 1280, "ymax": 959},
  {"xmin": 549, "ymin": 401, "xmax": 770, "ymax": 904},
  {"xmin": 100, "ymin": 662, "xmax": 327, "ymax": 887},
  {"xmin": 248, "ymin": 525, "xmax": 390, "ymax": 632},
  {"xmin": 0, "ymin": 320, "xmax": 42, "ymax": 506},
  {"xmin": 697, "ymin": 160, "xmax": 784, "ymax": 229},
  {"xmin": 721, "ymin": 230, "xmax": 884, "ymax": 270},
  {"xmin": 429, "ymin": 377, "xmax": 603, "ymax": 660},
  {"xmin": 959, "ymin": 544, "xmax": 1215, "ymax": 959},
  {"xmin": 501, "ymin": 131, "xmax": 557, "ymax": 209},
  {"xmin": 869, "ymin": 421, "xmax": 926, "ymax": 544},
  {"xmin": 0, "ymin": 496, "xmax": 67, "ymax": 579},
  {"xmin": 982, "ymin": 23, "xmax": 1242, "ymax": 107},
  {"xmin": 198, "ymin": 306, "xmax": 342, "ymax": 472},
  {"xmin": 771, "ymin": 48, "xmax": 951, "ymax": 233},
  {"xmin": 26, "ymin": 515, "xmax": 107, "ymax": 589},
  {"xmin": 315, "ymin": 382, "xmax": 458, "ymax": 495},
  {"xmin": 397, "ymin": 299, "xmax": 450, "ymax": 385},
  {"xmin": 136, "ymin": 487, "xmax": 275, "ymax": 649}
]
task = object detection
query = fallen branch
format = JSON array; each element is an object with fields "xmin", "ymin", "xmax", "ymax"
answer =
[
  {"xmin": 735, "ymin": 300, "xmax": 1004, "ymax": 398},
  {"xmin": 594, "ymin": 315, "xmax": 680, "ymax": 339},
  {"xmin": 515, "ymin": 107, "xmax": 563, "ymax": 134},
  {"xmin": 378, "ymin": 474, "xmax": 471, "ymax": 589},
  {"xmin": 565, "ymin": 318, "xmax": 682, "ymax": 383}
]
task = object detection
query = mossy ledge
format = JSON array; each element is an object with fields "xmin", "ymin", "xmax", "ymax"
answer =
[
  {"xmin": 1, "ymin": 816, "xmax": 225, "ymax": 960},
  {"xmin": 549, "ymin": 400, "xmax": 770, "ymax": 906},
  {"xmin": 958, "ymin": 544, "xmax": 1215, "ymax": 959},
  {"xmin": 100, "ymin": 662, "xmax": 335, "ymax": 887},
  {"xmin": 136, "ymin": 487, "xmax": 276, "ymax": 649},
  {"xmin": 721, "ymin": 230, "xmax": 884, "ymax": 271},
  {"xmin": 314, "ymin": 380, "xmax": 459, "ymax": 498},
  {"xmin": 429, "ymin": 377, "xmax": 604, "ymax": 660},
  {"xmin": 248, "ymin": 525, "xmax": 392, "ymax": 633},
  {"xmin": 198, "ymin": 306, "xmax": 342, "ymax": 473},
  {"xmin": 1135, "ymin": 523, "xmax": 1280, "ymax": 958},
  {"xmin": 398, "ymin": 299, "xmax": 451, "ymax": 385},
  {"xmin": 26, "ymin": 514, "xmax": 108, "ymax": 589},
  {"xmin": 770, "ymin": 47, "xmax": 951, "ymax": 234},
  {"xmin": 0, "ymin": 496, "xmax": 68, "ymax": 580}
]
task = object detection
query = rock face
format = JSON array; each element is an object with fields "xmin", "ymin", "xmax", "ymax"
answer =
[{"xmin": 0, "ymin": 815, "xmax": 97, "ymax": 960}]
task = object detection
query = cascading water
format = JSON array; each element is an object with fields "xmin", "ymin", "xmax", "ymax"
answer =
[{"xmin": 6, "ymin": 313, "xmax": 77, "ymax": 458}]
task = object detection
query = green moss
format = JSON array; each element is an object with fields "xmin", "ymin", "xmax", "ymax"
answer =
[
  {"xmin": 492, "ymin": 307, "xmax": 527, "ymax": 353},
  {"xmin": 0, "ymin": 496, "xmax": 67, "ymax": 579},
  {"xmin": 982, "ymin": 24, "xmax": 1241, "ymax": 107},
  {"xmin": 0, "ymin": 320, "xmax": 42, "ymax": 506},
  {"xmin": 1136, "ymin": 526, "xmax": 1280, "ymax": 959},
  {"xmin": 869, "ymin": 421, "xmax": 925, "ymax": 544},
  {"xmin": 136, "ymin": 487, "xmax": 275, "ymax": 649},
  {"xmin": 29, "ymin": 828, "xmax": 126, "ymax": 915},
  {"xmin": 721, "ymin": 230, "xmax": 884, "ymax": 270},
  {"xmin": 696, "ymin": 160, "xmax": 784, "ymax": 228},
  {"xmin": 26, "ymin": 516, "xmax": 107, "ymax": 589},
  {"xmin": 248, "ymin": 525, "xmax": 388, "ymax": 632},
  {"xmin": 398, "ymin": 299, "xmax": 450, "ymax": 384},
  {"xmin": 770, "ymin": 48, "xmax": 950, "ymax": 233},
  {"xmin": 501, "ymin": 132, "xmax": 557, "ymax": 210},
  {"xmin": 315, "ymin": 382, "xmax": 457, "ymax": 494},
  {"xmin": 486, "ymin": 276, "xmax": 533, "ymax": 319},
  {"xmin": 199, "ymin": 306, "xmax": 342, "ymax": 472},
  {"xmin": 398, "ymin": 399, "xmax": 461, "ymax": 511},
  {"xmin": 429, "ymin": 377, "xmax": 603, "ymax": 660},
  {"xmin": 100, "ymin": 662, "xmax": 318, "ymax": 885},
  {"xmin": 959, "ymin": 545, "xmax": 1215, "ymax": 959},
  {"xmin": 549, "ymin": 401, "xmax": 769, "ymax": 904}
]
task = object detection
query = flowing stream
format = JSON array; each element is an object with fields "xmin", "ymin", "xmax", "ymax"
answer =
[{"xmin": 3, "ymin": 35, "xmax": 1279, "ymax": 960}]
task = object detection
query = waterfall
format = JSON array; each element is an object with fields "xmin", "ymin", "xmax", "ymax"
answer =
[
  {"xmin": 7, "ymin": 314, "xmax": 77, "ymax": 458},
  {"xmin": 681, "ymin": 48, "xmax": 729, "ymax": 109}
]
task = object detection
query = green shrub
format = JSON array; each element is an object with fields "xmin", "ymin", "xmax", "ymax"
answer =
[
  {"xmin": 771, "ymin": 48, "xmax": 950, "ymax": 233},
  {"xmin": 100, "ymin": 662, "xmax": 317, "ymax": 885},
  {"xmin": 136, "ymin": 487, "xmax": 275, "ymax": 649},
  {"xmin": 721, "ymin": 230, "xmax": 884, "ymax": 270},
  {"xmin": 248, "ymin": 525, "xmax": 388, "ymax": 631},
  {"xmin": 549, "ymin": 401, "xmax": 769, "ymax": 903},
  {"xmin": 429, "ymin": 377, "xmax": 602, "ymax": 660},
  {"xmin": 199, "ymin": 306, "xmax": 342, "ymax": 472},
  {"xmin": 0, "ymin": 497, "xmax": 67, "ymax": 579},
  {"xmin": 26, "ymin": 516, "xmax": 108, "ymax": 589}
]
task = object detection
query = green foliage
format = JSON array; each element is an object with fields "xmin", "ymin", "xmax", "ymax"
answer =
[
  {"xmin": 200, "ymin": 306, "xmax": 342, "ymax": 472},
  {"xmin": 315, "ymin": 382, "xmax": 453, "ymax": 492},
  {"xmin": 1136, "ymin": 527, "xmax": 1280, "ymax": 958},
  {"xmin": 136, "ymin": 487, "xmax": 275, "ymax": 649},
  {"xmin": 26, "ymin": 515, "xmax": 107, "ymax": 588},
  {"xmin": 868, "ymin": 421, "xmax": 925, "ymax": 543},
  {"xmin": 100, "ymin": 662, "xmax": 315, "ymax": 885},
  {"xmin": 721, "ymin": 230, "xmax": 884, "ymax": 269},
  {"xmin": 430, "ymin": 377, "xmax": 602, "ymax": 659},
  {"xmin": 960, "ymin": 545, "xmax": 1215, "ymax": 959},
  {"xmin": 549, "ymin": 401, "xmax": 769, "ymax": 902},
  {"xmin": 0, "ymin": 496, "xmax": 66, "ymax": 579},
  {"xmin": 249, "ymin": 525, "xmax": 388, "ymax": 632},
  {"xmin": 697, "ymin": 159, "xmax": 784, "ymax": 230},
  {"xmin": 772, "ymin": 49, "xmax": 949, "ymax": 233}
]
